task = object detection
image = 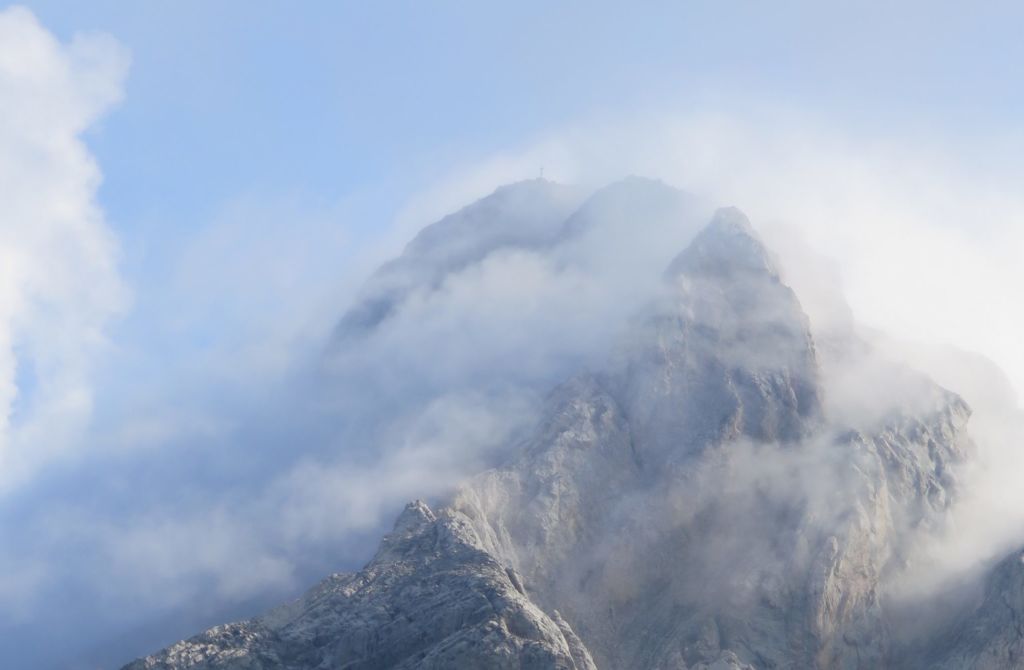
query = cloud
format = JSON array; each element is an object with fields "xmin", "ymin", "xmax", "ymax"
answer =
[
  {"xmin": 397, "ymin": 109, "xmax": 1024, "ymax": 392},
  {"xmin": 374, "ymin": 111, "xmax": 1024, "ymax": 593},
  {"xmin": 167, "ymin": 192, "xmax": 353, "ymax": 374},
  {"xmin": 2, "ymin": 24, "xmax": 1023, "ymax": 665},
  {"xmin": 0, "ymin": 5, "xmax": 129, "ymax": 490}
]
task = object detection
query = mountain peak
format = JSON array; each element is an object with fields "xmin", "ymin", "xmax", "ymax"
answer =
[
  {"xmin": 131, "ymin": 179, "xmax": 999, "ymax": 670},
  {"xmin": 374, "ymin": 500, "xmax": 438, "ymax": 559},
  {"xmin": 706, "ymin": 205, "xmax": 757, "ymax": 237},
  {"xmin": 393, "ymin": 499, "xmax": 436, "ymax": 533},
  {"xmin": 332, "ymin": 179, "xmax": 584, "ymax": 342},
  {"xmin": 664, "ymin": 206, "xmax": 779, "ymax": 280}
]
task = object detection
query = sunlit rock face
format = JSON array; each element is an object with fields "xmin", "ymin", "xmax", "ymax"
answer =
[
  {"xmin": 124, "ymin": 499, "xmax": 595, "ymax": 670},
  {"xmin": 126, "ymin": 180, "xmax": 1014, "ymax": 670}
]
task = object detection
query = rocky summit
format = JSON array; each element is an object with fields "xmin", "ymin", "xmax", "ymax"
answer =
[{"xmin": 125, "ymin": 179, "xmax": 1024, "ymax": 669}]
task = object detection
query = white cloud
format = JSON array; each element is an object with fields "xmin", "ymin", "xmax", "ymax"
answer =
[
  {"xmin": 395, "ymin": 110, "xmax": 1024, "ymax": 582},
  {"xmin": 0, "ymin": 6, "xmax": 129, "ymax": 490},
  {"xmin": 395, "ymin": 110, "xmax": 1024, "ymax": 410}
]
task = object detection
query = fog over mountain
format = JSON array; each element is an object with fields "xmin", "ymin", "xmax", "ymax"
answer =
[
  {"xmin": 7, "ymin": 4, "xmax": 1024, "ymax": 669},
  {"xmin": 124, "ymin": 179, "xmax": 1024, "ymax": 669}
]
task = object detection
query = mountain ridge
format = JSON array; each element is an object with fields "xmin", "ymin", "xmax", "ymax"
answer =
[{"xmin": 124, "ymin": 180, "xmax": 1021, "ymax": 670}]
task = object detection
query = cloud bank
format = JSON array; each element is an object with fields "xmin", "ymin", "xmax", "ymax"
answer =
[{"xmin": 0, "ymin": 5, "xmax": 129, "ymax": 491}]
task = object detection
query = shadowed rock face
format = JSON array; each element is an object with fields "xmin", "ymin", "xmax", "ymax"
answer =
[
  {"xmin": 126, "ymin": 181, "xmax": 1017, "ymax": 670},
  {"xmin": 928, "ymin": 548, "xmax": 1024, "ymax": 670}
]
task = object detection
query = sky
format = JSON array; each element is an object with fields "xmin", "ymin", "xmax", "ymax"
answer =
[{"xmin": 2, "ymin": 1, "xmax": 1024, "ymax": 668}]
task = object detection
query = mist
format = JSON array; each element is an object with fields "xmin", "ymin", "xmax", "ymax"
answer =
[
  {"xmin": 7, "ymin": 134, "xmax": 1024, "ymax": 670},
  {"xmin": 3, "ymin": 6, "xmax": 1024, "ymax": 668}
]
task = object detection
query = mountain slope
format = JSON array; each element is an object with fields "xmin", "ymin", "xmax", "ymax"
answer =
[
  {"xmin": 125, "ymin": 501, "xmax": 595, "ymax": 670},
  {"xmin": 334, "ymin": 179, "xmax": 584, "ymax": 341},
  {"xmin": 451, "ymin": 207, "xmax": 969, "ymax": 669},
  {"xmin": 125, "ymin": 181, "xmax": 1018, "ymax": 670}
]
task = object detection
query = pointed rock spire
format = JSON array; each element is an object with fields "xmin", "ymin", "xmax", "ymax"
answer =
[
  {"xmin": 664, "ymin": 206, "xmax": 779, "ymax": 280},
  {"xmin": 393, "ymin": 499, "xmax": 436, "ymax": 533}
]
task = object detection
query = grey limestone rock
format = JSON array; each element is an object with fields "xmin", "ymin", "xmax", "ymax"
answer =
[
  {"xmin": 125, "ymin": 500, "xmax": 595, "ymax": 670},
  {"xmin": 126, "ymin": 184, "xmax": 1021, "ymax": 669}
]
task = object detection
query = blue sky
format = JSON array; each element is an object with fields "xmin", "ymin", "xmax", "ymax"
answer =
[
  {"xmin": 4, "ymin": 2, "xmax": 1024, "ymax": 668},
  {"xmin": 27, "ymin": 0, "xmax": 1024, "ymax": 242}
]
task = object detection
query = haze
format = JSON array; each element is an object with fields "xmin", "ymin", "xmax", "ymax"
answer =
[{"xmin": 1, "ymin": 2, "xmax": 1023, "ymax": 668}]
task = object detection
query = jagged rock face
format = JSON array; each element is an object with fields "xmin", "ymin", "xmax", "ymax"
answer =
[
  {"xmin": 125, "ymin": 501, "xmax": 595, "ymax": 670},
  {"xmin": 621, "ymin": 207, "xmax": 823, "ymax": 461},
  {"xmin": 451, "ymin": 209, "xmax": 971, "ymax": 669},
  {"xmin": 126, "ymin": 181, "xmax": 1008, "ymax": 670}
]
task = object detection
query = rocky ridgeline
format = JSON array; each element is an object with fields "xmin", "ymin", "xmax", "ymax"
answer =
[{"xmin": 125, "ymin": 179, "xmax": 1019, "ymax": 669}]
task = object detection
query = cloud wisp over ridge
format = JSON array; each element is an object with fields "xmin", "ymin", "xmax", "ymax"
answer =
[{"xmin": 3, "ymin": 8, "xmax": 1024, "ymax": 669}]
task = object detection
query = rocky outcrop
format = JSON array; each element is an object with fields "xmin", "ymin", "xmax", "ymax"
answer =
[
  {"xmin": 125, "ymin": 500, "xmax": 595, "ymax": 670},
  {"xmin": 624, "ymin": 206, "xmax": 823, "ymax": 456}
]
